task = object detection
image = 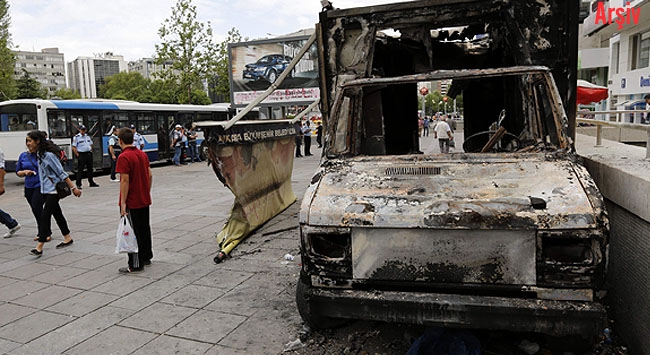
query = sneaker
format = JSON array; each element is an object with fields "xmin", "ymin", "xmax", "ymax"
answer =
[
  {"xmin": 3, "ymin": 224, "xmax": 21, "ymax": 238},
  {"xmin": 110, "ymin": 179, "xmax": 119, "ymax": 182},
  {"xmin": 118, "ymin": 267, "xmax": 143, "ymax": 274},
  {"xmin": 89, "ymin": 183, "xmax": 100, "ymax": 187}
]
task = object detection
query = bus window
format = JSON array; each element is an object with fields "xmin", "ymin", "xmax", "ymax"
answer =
[
  {"xmin": 197, "ymin": 113, "xmax": 212, "ymax": 122},
  {"xmin": 135, "ymin": 112, "xmax": 155, "ymax": 134},
  {"xmin": 177, "ymin": 113, "xmax": 194, "ymax": 128},
  {"xmin": 87, "ymin": 114, "xmax": 100, "ymax": 137},
  {"xmin": 47, "ymin": 111, "xmax": 68, "ymax": 138},
  {"xmin": 70, "ymin": 113, "xmax": 84, "ymax": 133},
  {"xmin": 0, "ymin": 104, "xmax": 38, "ymax": 131}
]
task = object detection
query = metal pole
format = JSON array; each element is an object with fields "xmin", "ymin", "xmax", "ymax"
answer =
[
  {"xmin": 596, "ymin": 125, "xmax": 602, "ymax": 146},
  {"xmin": 223, "ymin": 32, "xmax": 317, "ymax": 131}
]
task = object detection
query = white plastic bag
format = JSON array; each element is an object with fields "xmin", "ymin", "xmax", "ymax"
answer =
[{"xmin": 115, "ymin": 216, "xmax": 138, "ymax": 254}]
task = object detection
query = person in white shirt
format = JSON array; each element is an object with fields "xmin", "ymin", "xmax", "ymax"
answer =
[{"xmin": 434, "ymin": 116, "xmax": 454, "ymax": 153}]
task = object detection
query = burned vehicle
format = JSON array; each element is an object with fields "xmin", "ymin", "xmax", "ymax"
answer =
[{"xmin": 296, "ymin": 0, "xmax": 609, "ymax": 339}]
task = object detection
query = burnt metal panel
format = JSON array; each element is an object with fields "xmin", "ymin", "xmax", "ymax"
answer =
[{"xmin": 352, "ymin": 228, "xmax": 536, "ymax": 285}]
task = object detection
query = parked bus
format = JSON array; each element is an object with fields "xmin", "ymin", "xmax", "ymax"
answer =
[{"xmin": 0, "ymin": 99, "xmax": 231, "ymax": 171}]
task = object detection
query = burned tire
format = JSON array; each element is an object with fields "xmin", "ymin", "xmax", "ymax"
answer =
[{"xmin": 296, "ymin": 277, "xmax": 347, "ymax": 329}]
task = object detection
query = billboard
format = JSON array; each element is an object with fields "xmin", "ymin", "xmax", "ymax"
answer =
[{"xmin": 229, "ymin": 35, "xmax": 319, "ymax": 107}]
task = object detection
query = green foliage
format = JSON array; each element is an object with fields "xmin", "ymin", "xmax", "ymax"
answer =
[
  {"xmin": 155, "ymin": 0, "xmax": 217, "ymax": 104},
  {"xmin": 0, "ymin": 0, "xmax": 15, "ymax": 100},
  {"xmin": 53, "ymin": 87, "xmax": 82, "ymax": 100},
  {"xmin": 15, "ymin": 70, "xmax": 46, "ymax": 99},
  {"xmin": 212, "ymin": 27, "xmax": 245, "ymax": 102},
  {"xmin": 423, "ymin": 90, "xmax": 463, "ymax": 116},
  {"xmin": 100, "ymin": 71, "xmax": 149, "ymax": 101}
]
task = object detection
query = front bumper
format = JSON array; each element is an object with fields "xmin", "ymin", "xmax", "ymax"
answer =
[{"xmin": 303, "ymin": 286, "xmax": 606, "ymax": 337}]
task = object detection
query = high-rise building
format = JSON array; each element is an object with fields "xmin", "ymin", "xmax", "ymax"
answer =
[
  {"xmin": 67, "ymin": 52, "xmax": 127, "ymax": 98},
  {"xmin": 127, "ymin": 58, "xmax": 176, "ymax": 79},
  {"xmin": 13, "ymin": 48, "xmax": 66, "ymax": 96}
]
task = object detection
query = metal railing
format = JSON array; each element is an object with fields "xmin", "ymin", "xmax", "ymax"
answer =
[{"xmin": 577, "ymin": 110, "xmax": 650, "ymax": 158}]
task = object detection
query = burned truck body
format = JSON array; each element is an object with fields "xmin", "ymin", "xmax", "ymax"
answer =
[{"xmin": 296, "ymin": 0, "xmax": 609, "ymax": 338}]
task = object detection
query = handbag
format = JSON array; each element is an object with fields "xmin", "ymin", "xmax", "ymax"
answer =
[
  {"xmin": 48, "ymin": 176, "xmax": 71, "ymax": 199},
  {"xmin": 115, "ymin": 216, "xmax": 138, "ymax": 254},
  {"xmin": 55, "ymin": 181, "xmax": 72, "ymax": 199}
]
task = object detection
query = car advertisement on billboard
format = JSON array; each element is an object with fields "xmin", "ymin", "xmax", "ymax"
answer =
[{"xmin": 229, "ymin": 35, "xmax": 319, "ymax": 107}]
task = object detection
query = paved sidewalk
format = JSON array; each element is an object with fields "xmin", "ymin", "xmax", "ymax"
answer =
[{"xmin": 0, "ymin": 150, "xmax": 321, "ymax": 355}]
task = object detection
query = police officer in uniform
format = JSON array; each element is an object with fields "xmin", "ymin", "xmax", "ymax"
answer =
[
  {"xmin": 108, "ymin": 126, "xmax": 121, "ymax": 182},
  {"xmin": 130, "ymin": 124, "xmax": 145, "ymax": 150},
  {"xmin": 72, "ymin": 125, "xmax": 99, "ymax": 189}
]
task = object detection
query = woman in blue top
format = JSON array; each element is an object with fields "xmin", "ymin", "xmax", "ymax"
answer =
[
  {"xmin": 15, "ymin": 138, "xmax": 49, "ymax": 242},
  {"xmin": 28, "ymin": 130, "xmax": 82, "ymax": 256}
]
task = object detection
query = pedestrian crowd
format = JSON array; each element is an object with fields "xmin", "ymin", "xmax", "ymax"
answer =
[
  {"xmin": 420, "ymin": 114, "xmax": 457, "ymax": 153},
  {"xmin": 294, "ymin": 119, "xmax": 322, "ymax": 158},
  {"xmin": 1, "ymin": 125, "xmax": 154, "ymax": 274}
]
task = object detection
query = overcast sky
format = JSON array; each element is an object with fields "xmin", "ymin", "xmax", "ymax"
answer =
[{"xmin": 10, "ymin": 0, "xmax": 410, "ymax": 63}]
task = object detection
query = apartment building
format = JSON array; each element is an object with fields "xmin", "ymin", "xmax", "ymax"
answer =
[
  {"xmin": 13, "ymin": 48, "xmax": 66, "ymax": 96},
  {"xmin": 127, "ymin": 58, "xmax": 176, "ymax": 79},
  {"xmin": 582, "ymin": 0, "xmax": 650, "ymax": 120},
  {"xmin": 67, "ymin": 52, "xmax": 127, "ymax": 99}
]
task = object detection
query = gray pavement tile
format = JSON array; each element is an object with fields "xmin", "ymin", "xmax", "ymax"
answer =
[
  {"xmin": 9, "ymin": 306, "xmax": 135, "ymax": 355},
  {"xmin": 0, "ymin": 338, "xmax": 21, "ymax": 354},
  {"xmin": 0, "ymin": 303, "xmax": 37, "ymax": 327},
  {"xmin": 62, "ymin": 325, "xmax": 157, "ymax": 355},
  {"xmin": 219, "ymin": 252, "xmax": 301, "ymax": 275},
  {"xmin": 37, "ymin": 252, "xmax": 91, "ymax": 267},
  {"xmin": 109, "ymin": 278, "xmax": 190, "ymax": 311},
  {"xmin": 0, "ymin": 275, "xmax": 18, "ymax": 288},
  {"xmin": 156, "ymin": 238, "xmax": 204, "ymax": 253},
  {"xmin": 166, "ymin": 309, "xmax": 247, "ymax": 344},
  {"xmin": 118, "ymin": 302, "xmax": 197, "ymax": 333},
  {"xmin": 160, "ymin": 284, "xmax": 225, "ymax": 309},
  {"xmin": 131, "ymin": 334, "xmax": 213, "ymax": 355},
  {"xmin": 0, "ymin": 310, "xmax": 74, "ymax": 343},
  {"xmin": 0, "ymin": 280, "xmax": 50, "ymax": 302},
  {"xmin": 205, "ymin": 345, "xmax": 251, "ymax": 355},
  {"xmin": 91, "ymin": 274, "xmax": 154, "ymax": 296},
  {"xmin": 0, "ymin": 243, "xmax": 22, "ymax": 254},
  {"xmin": 66, "ymin": 254, "xmax": 120, "ymax": 270},
  {"xmin": 46, "ymin": 291, "xmax": 120, "ymax": 317},
  {"xmin": 132, "ymin": 261, "xmax": 186, "ymax": 280},
  {"xmin": 206, "ymin": 272, "xmax": 292, "ymax": 315},
  {"xmin": 217, "ymin": 313, "xmax": 297, "ymax": 353},
  {"xmin": 179, "ymin": 241, "xmax": 217, "ymax": 256},
  {"xmin": 59, "ymin": 269, "xmax": 121, "ymax": 290},
  {"xmin": 0, "ymin": 261, "xmax": 59, "ymax": 280},
  {"xmin": 193, "ymin": 269, "xmax": 253, "ymax": 290},
  {"xmin": 12, "ymin": 285, "xmax": 83, "ymax": 309},
  {"xmin": 30, "ymin": 265, "xmax": 89, "ymax": 284}
]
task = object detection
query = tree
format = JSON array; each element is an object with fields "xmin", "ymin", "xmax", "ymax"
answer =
[
  {"xmin": 155, "ymin": 0, "xmax": 217, "ymax": 104},
  {"xmin": 212, "ymin": 27, "xmax": 244, "ymax": 102},
  {"xmin": 15, "ymin": 70, "xmax": 46, "ymax": 99},
  {"xmin": 0, "ymin": 0, "xmax": 15, "ymax": 100},
  {"xmin": 99, "ymin": 71, "xmax": 150, "ymax": 101},
  {"xmin": 53, "ymin": 87, "xmax": 81, "ymax": 100}
]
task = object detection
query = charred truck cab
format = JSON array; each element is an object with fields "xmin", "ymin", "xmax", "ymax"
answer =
[{"xmin": 296, "ymin": 0, "xmax": 609, "ymax": 339}]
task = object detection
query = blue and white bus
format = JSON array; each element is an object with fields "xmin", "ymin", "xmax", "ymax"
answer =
[{"xmin": 0, "ymin": 99, "xmax": 231, "ymax": 171}]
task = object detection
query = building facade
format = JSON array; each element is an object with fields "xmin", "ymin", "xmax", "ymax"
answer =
[
  {"xmin": 13, "ymin": 48, "xmax": 66, "ymax": 96},
  {"xmin": 582, "ymin": 0, "xmax": 650, "ymax": 121},
  {"xmin": 127, "ymin": 58, "xmax": 176, "ymax": 79},
  {"xmin": 67, "ymin": 53, "xmax": 127, "ymax": 99}
]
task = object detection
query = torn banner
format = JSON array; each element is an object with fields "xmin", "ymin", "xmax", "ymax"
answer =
[{"xmin": 203, "ymin": 120, "xmax": 298, "ymax": 263}]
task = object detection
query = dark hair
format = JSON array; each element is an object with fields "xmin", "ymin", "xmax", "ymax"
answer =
[
  {"xmin": 118, "ymin": 127, "xmax": 134, "ymax": 144},
  {"xmin": 27, "ymin": 130, "xmax": 59, "ymax": 158},
  {"xmin": 645, "ymin": 94, "xmax": 650, "ymax": 100}
]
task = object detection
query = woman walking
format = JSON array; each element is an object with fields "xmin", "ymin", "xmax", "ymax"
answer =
[
  {"xmin": 15, "ymin": 136, "xmax": 51, "ymax": 242},
  {"xmin": 29, "ymin": 130, "xmax": 81, "ymax": 256}
]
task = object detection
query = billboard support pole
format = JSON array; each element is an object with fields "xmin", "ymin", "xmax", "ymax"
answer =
[{"xmin": 224, "ymin": 32, "xmax": 317, "ymax": 130}]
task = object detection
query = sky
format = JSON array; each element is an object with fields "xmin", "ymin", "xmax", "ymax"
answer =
[{"xmin": 10, "ymin": 0, "xmax": 410, "ymax": 63}]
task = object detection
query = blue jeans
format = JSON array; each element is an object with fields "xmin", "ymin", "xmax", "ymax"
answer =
[
  {"xmin": 188, "ymin": 143, "xmax": 201, "ymax": 162},
  {"xmin": 173, "ymin": 146, "xmax": 182, "ymax": 165},
  {"xmin": 0, "ymin": 209, "xmax": 19, "ymax": 229}
]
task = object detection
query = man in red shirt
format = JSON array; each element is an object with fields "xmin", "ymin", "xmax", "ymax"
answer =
[{"xmin": 116, "ymin": 127, "xmax": 153, "ymax": 273}]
